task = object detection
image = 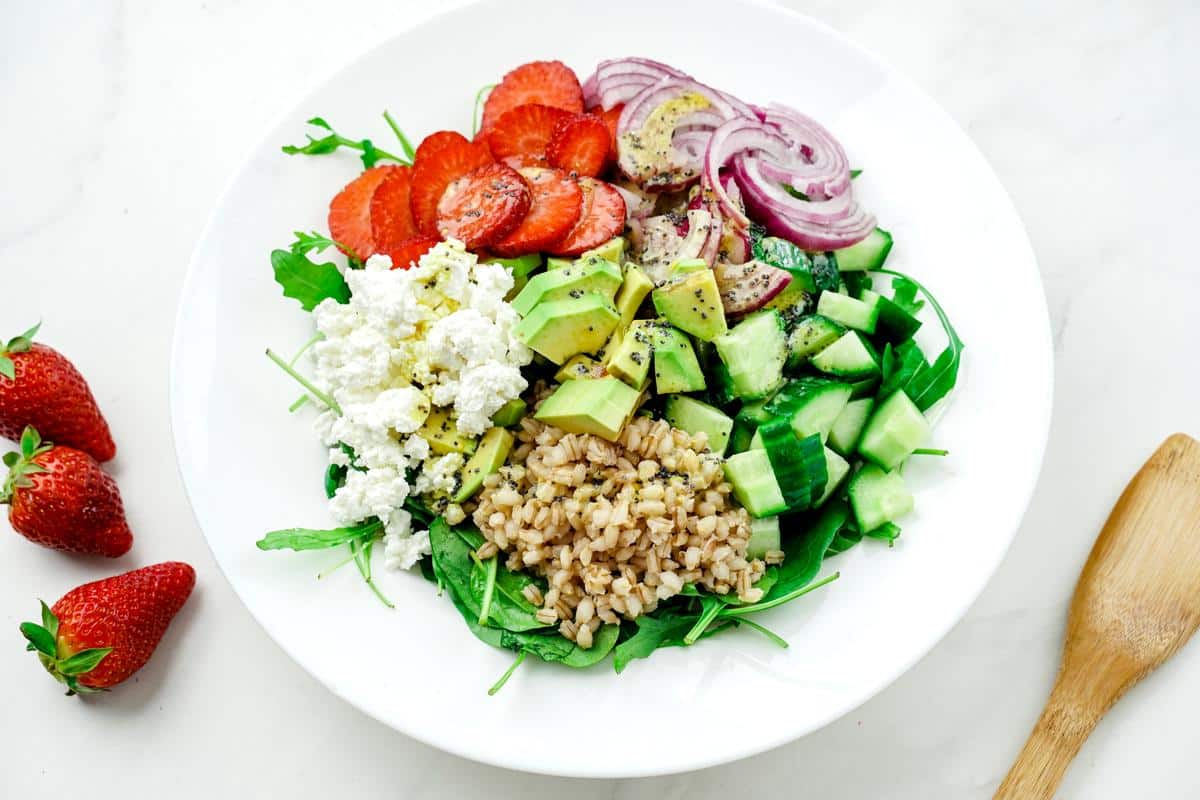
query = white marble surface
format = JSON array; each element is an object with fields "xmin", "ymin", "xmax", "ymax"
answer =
[{"xmin": 1, "ymin": 0, "xmax": 1197, "ymax": 797}]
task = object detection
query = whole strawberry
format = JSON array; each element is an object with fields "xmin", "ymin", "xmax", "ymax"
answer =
[
  {"xmin": 19, "ymin": 561, "xmax": 196, "ymax": 694},
  {"xmin": 0, "ymin": 323, "xmax": 116, "ymax": 462},
  {"xmin": 2, "ymin": 426, "xmax": 132, "ymax": 557}
]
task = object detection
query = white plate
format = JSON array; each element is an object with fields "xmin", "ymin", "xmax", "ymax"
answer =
[{"xmin": 171, "ymin": 0, "xmax": 1051, "ymax": 778}]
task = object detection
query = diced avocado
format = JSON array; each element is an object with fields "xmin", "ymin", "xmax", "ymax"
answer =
[
  {"xmin": 534, "ymin": 376, "xmax": 641, "ymax": 442},
  {"xmin": 597, "ymin": 328, "xmax": 622, "ymax": 366},
  {"xmin": 490, "ymin": 398, "xmax": 527, "ymax": 428},
  {"xmin": 652, "ymin": 269, "xmax": 727, "ymax": 342},
  {"xmin": 483, "ymin": 253, "xmax": 542, "ymax": 280},
  {"xmin": 663, "ymin": 395, "xmax": 733, "ymax": 454},
  {"xmin": 511, "ymin": 258, "xmax": 623, "ymax": 317},
  {"xmin": 580, "ymin": 236, "xmax": 627, "ymax": 264},
  {"xmin": 614, "ymin": 264, "xmax": 654, "ymax": 331},
  {"xmin": 547, "ymin": 257, "xmax": 573, "ymax": 271},
  {"xmin": 608, "ymin": 319, "xmax": 656, "ymax": 389},
  {"xmin": 669, "ymin": 257, "xmax": 708, "ymax": 276},
  {"xmin": 419, "ymin": 407, "xmax": 477, "ymax": 455},
  {"xmin": 554, "ymin": 354, "xmax": 601, "ymax": 383},
  {"xmin": 513, "ymin": 294, "xmax": 620, "ymax": 364},
  {"xmin": 452, "ymin": 427, "xmax": 514, "ymax": 503},
  {"xmin": 652, "ymin": 324, "xmax": 705, "ymax": 394}
]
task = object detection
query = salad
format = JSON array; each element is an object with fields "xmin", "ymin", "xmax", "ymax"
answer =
[{"xmin": 259, "ymin": 58, "xmax": 962, "ymax": 690}]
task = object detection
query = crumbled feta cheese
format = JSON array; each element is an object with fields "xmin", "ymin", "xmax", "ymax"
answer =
[{"xmin": 306, "ymin": 239, "xmax": 531, "ymax": 568}]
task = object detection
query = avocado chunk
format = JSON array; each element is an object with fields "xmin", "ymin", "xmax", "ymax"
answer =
[
  {"xmin": 651, "ymin": 270, "xmax": 727, "ymax": 342},
  {"xmin": 554, "ymin": 354, "xmax": 601, "ymax": 383},
  {"xmin": 419, "ymin": 407, "xmax": 477, "ymax": 455},
  {"xmin": 453, "ymin": 427, "xmax": 514, "ymax": 503},
  {"xmin": 490, "ymin": 397, "xmax": 527, "ymax": 428},
  {"xmin": 546, "ymin": 257, "xmax": 573, "ymax": 271},
  {"xmin": 663, "ymin": 395, "xmax": 733, "ymax": 455},
  {"xmin": 607, "ymin": 319, "xmax": 656, "ymax": 389},
  {"xmin": 581, "ymin": 236, "xmax": 627, "ymax": 264},
  {"xmin": 510, "ymin": 258, "xmax": 623, "ymax": 317},
  {"xmin": 652, "ymin": 324, "xmax": 705, "ymax": 394},
  {"xmin": 534, "ymin": 377, "xmax": 641, "ymax": 442},
  {"xmin": 614, "ymin": 264, "xmax": 654, "ymax": 331},
  {"xmin": 669, "ymin": 258, "xmax": 708, "ymax": 277},
  {"xmin": 513, "ymin": 294, "xmax": 620, "ymax": 364}
]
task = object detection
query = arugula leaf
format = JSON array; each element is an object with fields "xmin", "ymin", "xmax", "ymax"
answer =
[
  {"xmin": 382, "ymin": 110, "xmax": 415, "ymax": 161},
  {"xmin": 875, "ymin": 269, "xmax": 963, "ymax": 411},
  {"xmin": 880, "ymin": 340, "xmax": 930, "ymax": 398},
  {"xmin": 682, "ymin": 596, "xmax": 724, "ymax": 644},
  {"xmin": 890, "ymin": 275, "xmax": 925, "ymax": 316},
  {"xmin": 850, "ymin": 169, "xmax": 863, "ymax": 179},
  {"xmin": 841, "ymin": 271, "xmax": 873, "ymax": 297},
  {"xmin": 783, "ymin": 183, "xmax": 810, "ymax": 202},
  {"xmin": 271, "ymin": 249, "xmax": 350, "ymax": 311},
  {"xmin": 289, "ymin": 230, "xmax": 362, "ymax": 271},
  {"xmin": 282, "ymin": 117, "xmax": 409, "ymax": 169},
  {"xmin": 472, "ymin": 84, "xmax": 496, "ymax": 137},
  {"xmin": 255, "ymin": 520, "xmax": 381, "ymax": 551}
]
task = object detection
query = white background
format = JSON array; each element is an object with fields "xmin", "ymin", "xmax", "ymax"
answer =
[{"xmin": 1, "ymin": 1, "xmax": 1197, "ymax": 797}]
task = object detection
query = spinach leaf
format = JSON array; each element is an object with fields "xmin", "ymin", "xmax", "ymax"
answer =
[
  {"xmin": 561, "ymin": 624, "xmax": 620, "ymax": 667},
  {"xmin": 864, "ymin": 522, "xmax": 901, "ymax": 546},
  {"xmin": 875, "ymin": 269, "xmax": 963, "ymax": 411},
  {"xmin": 256, "ymin": 520, "xmax": 381, "ymax": 551},
  {"xmin": 282, "ymin": 117, "xmax": 409, "ymax": 169},
  {"xmin": 271, "ymin": 249, "xmax": 350, "ymax": 311},
  {"xmin": 612, "ymin": 611, "xmax": 736, "ymax": 673},
  {"xmin": 763, "ymin": 502, "xmax": 849, "ymax": 600},
  {"xmin": 468, "ymin": 555, "xmax": 545, "ymax": 632},
  {"xmin": 841, "ymin": 271, "xmax": 873, "ymax": 297},
  {"xmin": 431, "ymin": 520, "xmax": 547, "ymax": 632}
]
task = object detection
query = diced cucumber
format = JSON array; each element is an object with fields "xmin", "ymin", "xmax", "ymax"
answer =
[
  {"xmin": 816, "ymin": 446, "xmax": 851, "ymax": 507},
  {"xmin": 810, "ymin": 331, "xmax": 881, "ymax": 380},
  {"xmin": 849, "ymin": 376, "xmax": 881, "ymax": 399},
  {"xmin": 728, "ymin": 419, "xmax": 757, "ymax": 455},
  {"xmin": 723, "ymin": 449, "xmax": 788, "ymax": 518},
  {"xmin": 663, "ymin": 396, "xmax": 734, "ymax": 455},
  {"xmin": 828, "ymin": 397, "xmax": 873, "ymax": 457},
  {"xmin": 833, "ymin": 227, "xmax": 894, "ymax": 272},
  {"xmin": 860, "ymin": 289, "xmax": 922, "ymax": 343},
  {"xmin": 785, "ymin": 314, "xmax": 845, "ymax": 367},
  {"xmin": 748, "ymin": 429, "xmax": 764, "ymax": 450},
  {"xmin": 746, "ymin": 516, "xmax": 781, "ymax": 559},
  {"xmin": 857, "ymin": 391, "xmax": 931, "ymax": 470},
  {"xmin": 714, "ymin": 309, "xmax": 787, "ymax": 399},
  {"xmin": 816, "ymin": 291, "xmax": 879, "ymax": 334},
  {"xmin": 766, "ymin": 378, "xmax": 853, "ymax": 443},
  {"xmin": 758, "ymin": 419, "xmax": 827, "ymax": 510},
  {"xmin": 736, "ymin": 397, "xmax": 773, "ymax": 426},
  {"xmin": 848, "ymin": 463, "xmax": 914, "ymax": 532}
]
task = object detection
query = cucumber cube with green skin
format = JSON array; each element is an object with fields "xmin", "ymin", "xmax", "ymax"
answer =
[
  {"xmin": 766, "ymin": 378, "xmax": 852, "ymax": 443},
  {"xmin": 713, "ymin": 309, "xmax": 787, "ymax": 399},
  {"xmin": 511, "ymin": 258, "xmax": 622, "ymax": 316},
  {"xmin": 816, "ymin": 446, "xmax": 851, "ymax": 507},
  {"xmin": 722, "ymin": 449, "xmax": 787, "ymax": 517},
  {"xmin": 580, "ymin": 236, "xmax": 626, "ymax": 264},
  {"xmin": 453, "ymin": 427, "xmax": 514, "ymax": 503},
  {"xmin": 848, "ymin": 463, "xmax": 913, "ymax": 532},
  {"xmin": 786, "ymin": 315, "xmax": 845, "ymax": 367},
  {"xmin": 534, "ymin": 377, "xmax": 641, "ymax": 442},
  {"xmin": 652, "ymin": 270, "xmax": 728, "ymax": 342},
  {"xmin": 608, "ymin": 319, "xmax": 656, "ymax": 389},
  {"xmin": 490, "ymin": 398, "xmax": 527, "ymax": 428},
  {"xmin": 810, "ymin": 331, "xmax": 880, "ymax": 380},
  {"xmin": 857, "ymin": 390, "xmax": 931, "ymax": 470},
  {"xmin": 816, "ymin": 291, "xmax": 879, "ymax": 334},
  {"xmin": 513, "ymin": 294, "xmax": 619, "ymax": 365},
  {"xmin": 828, "ymin": 397, "xmax": 874, "ymax": 457},
  {"xmin": 832, "ymin": 227, "xmax": 893, "ymax": 272},
  {"xmin": 663, "ymin": 395, "xmax": 734, "ymax": 455},
  {"xmin": 652, "ymin": 324, "xmax": 706, "ymax": 394},
  {"xmin": 859, "ymin": 289, "xmax": 922, "ymax": 343},
  {"xmin": 746, "ymin": 516, "xmax": 781, "ymax": 559}
]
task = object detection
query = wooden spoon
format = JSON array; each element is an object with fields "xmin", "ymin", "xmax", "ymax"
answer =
[{"xmin": 994, "ymin": 433, "xmax": 1200, "ymax": 799}]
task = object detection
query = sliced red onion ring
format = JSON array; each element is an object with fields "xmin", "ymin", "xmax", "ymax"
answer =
[{"xmin": 584, "ymin": 58, "xmax": 691, "ymax": 109}]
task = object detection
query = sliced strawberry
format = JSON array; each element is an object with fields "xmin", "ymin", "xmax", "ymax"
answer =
[
  {"xmin": 487, "ymin": 104, "xmax": 573, "ymax": 167},
  {"xmin": 385, "ymin": 235, "xmax": 440, "ymax": 270},
  {"xmin": 369, "ymin": 166, "xmax": 420, "ymax": 254},
  {"xmin": 327, "ymin": 165, "xmax": 404, "ymax": 261},
  {"xmin": 436, "ymin": 163, "xmax": 532, "ymax": 249},
  {"xmin": 590, "ymin": 104, "xmax": 623, "ymax": 159},
  {"xmin": 548, "ymin": 178, "xmax": 627, "ymax": 256},
  {"xmin": 415, "ymin": 130, "xmax": 469, "ymax": 163},
  {"xmin": 410, "ymin": 138, "xmax": 493, "ymax": 236},
  {"xmin": 492, "ymin": 168, "xmax": 584, "ymax": 257},
  {"xmin": 547, "ymin": 114, "xmax": 612, "ymax": 178},
  {"xmin": 481, "ymin": 61, "xmax": 584, "ymax": 133}
]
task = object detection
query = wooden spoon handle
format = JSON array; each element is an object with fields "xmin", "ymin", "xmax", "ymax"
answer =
[{"xmin": 994, "ymin": 676, "xmax": 1102, "ymax": 799}]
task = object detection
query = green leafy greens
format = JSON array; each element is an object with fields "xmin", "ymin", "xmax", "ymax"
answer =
[
  {"xmin": 282, "ymin": 116, "xmax": 410, "ymax": 169},
  {"xmin": 270, "ymin": 248, "xmax": 350, "ymax": 312},
  {"xmin": 873, "ymin": 269, "xmax": 964, "ymax": 411}
]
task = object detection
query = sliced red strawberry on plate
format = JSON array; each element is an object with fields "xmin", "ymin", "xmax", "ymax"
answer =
[
  {"xmin": 410, "ymin": 138, "xmax": 493, "ymax": 236},
  {"xmin": 327, "ymin": 165, "xmax": 404, "ymax": 261},
  {"xmin": 436, "ymin": 163, "xmax": 532, "ymax": 249},
  {"xmin": 487, "ymin": 104, "xmax": 573, "ymax": 167},
  {"xmin": 492, "ymin": 168, "xmax": 584, "ymax": 257},
  {"xmin": 547, "ymin": 114, "xmax": 612, "ymax": 178},
  {"xmin": 415, "ymin": 130, "xmax": 469, "ymax": 163},
  {"xmin": 481, "ymin": 61, "xmax": 584, "ymax": 133},
  {"xmin": 548, "ymin": 177, "xmax": 626, "ymax": 256},
  {"xmin": 385, "ymin": 235, "xmax": 441, "ymax": 270},
  {"xmin": 590, "ymin": 104, "xmax": 623, "ymax": 159},
  {"xmin": 369, "ymin": 166, "xmax": 420, "ymax": 254}
]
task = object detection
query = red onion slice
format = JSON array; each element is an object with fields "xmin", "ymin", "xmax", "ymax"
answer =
[{"xmin": 584, "ymin": 58, "xmax": 691, "ymax": 110}]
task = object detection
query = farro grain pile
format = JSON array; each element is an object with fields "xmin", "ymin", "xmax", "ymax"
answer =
[{"xmin": 473, "ymin": 415, "xmax": 767, "ymax": 649}]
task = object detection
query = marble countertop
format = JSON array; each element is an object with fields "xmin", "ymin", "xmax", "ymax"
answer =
[{"xmin": 2, "ymin": 1, "xmax": 1197, "ymax": 797}]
